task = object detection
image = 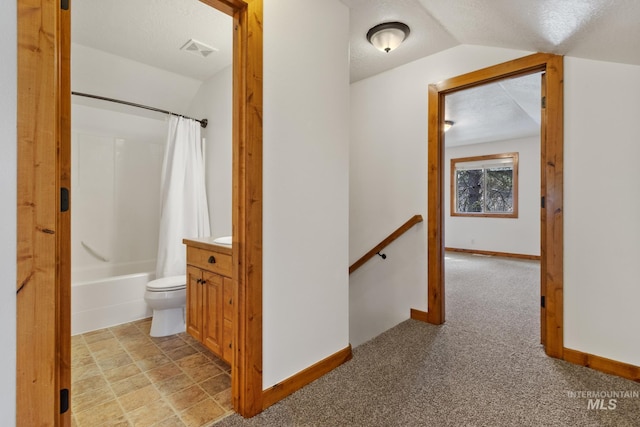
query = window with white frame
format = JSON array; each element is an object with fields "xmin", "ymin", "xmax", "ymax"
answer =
[{"xmin": 451, "ymin": 152, "xmax": 518, "ymax": 218}]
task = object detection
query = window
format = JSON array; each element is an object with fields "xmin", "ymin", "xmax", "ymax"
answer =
[{"xmin": 451, "ymin": 152, "xmax": 518, "ymax": 218}]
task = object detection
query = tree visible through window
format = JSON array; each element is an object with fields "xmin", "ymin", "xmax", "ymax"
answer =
[{"xmin": 451, "ymin": 153, "xmax": 518, "ymax": 218}]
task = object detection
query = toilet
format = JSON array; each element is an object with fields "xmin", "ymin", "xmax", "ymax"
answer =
[{"xmin": 144, "ymin": 275, "xmax": 187, "ymax": 337}]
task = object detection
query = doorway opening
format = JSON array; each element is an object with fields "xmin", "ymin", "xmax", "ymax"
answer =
[
  {"xmin": 16, "ymin": 0, "xmax": 263, "ymax": 424},
  {"xmin": 443, "ymin": 72, "xmax": 542, "ymax": 343},
  {"xmin": 426, "ymin": 53, "xmax": 564, "ymax": 358}
]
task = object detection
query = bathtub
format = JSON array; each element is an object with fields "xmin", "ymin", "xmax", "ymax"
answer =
[{"xmin": 71, "ymin": 260, "xmax": 155, "ymax": 335}]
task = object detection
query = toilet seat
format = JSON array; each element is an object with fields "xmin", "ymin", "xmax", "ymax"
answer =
[{"xmin": 146, "ymin": 275, "xmax": 186, "ymax": 292}]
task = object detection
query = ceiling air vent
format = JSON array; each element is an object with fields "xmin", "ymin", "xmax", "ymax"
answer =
[{"xmin": 180, "ymin": 39, "xmax": 218, "ymax": 58}]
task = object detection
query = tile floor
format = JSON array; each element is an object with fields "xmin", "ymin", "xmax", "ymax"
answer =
[{"xmin": 71, "ymin": 318, "xmax": 233, "ymax": 427}]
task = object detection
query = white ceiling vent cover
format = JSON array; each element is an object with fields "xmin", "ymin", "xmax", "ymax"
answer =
[{"xmin": 180, "ymin": 39, "xmax": 218, "ymax": 58}]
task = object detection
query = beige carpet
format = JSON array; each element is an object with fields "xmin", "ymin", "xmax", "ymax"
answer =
[{"xmin": 215, "ymin": 253, "xmax": 640, "ymax": 426}]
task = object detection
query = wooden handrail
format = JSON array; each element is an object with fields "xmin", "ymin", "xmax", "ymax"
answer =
[{"xmin": 349, "ymin": 214, "xmax": 424, "ymax": 274}]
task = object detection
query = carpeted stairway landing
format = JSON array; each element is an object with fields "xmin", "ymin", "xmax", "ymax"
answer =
[{"xmin": 215, "ymin": 253, "xmax": 640, "ymax": 426}]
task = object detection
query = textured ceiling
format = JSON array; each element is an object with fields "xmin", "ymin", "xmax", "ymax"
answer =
[
  {"xmin": 344, "ymin": 0, "xmax": 640, "ymax": 82},
  {"xmin": 72, "ymin": 0, "xmax": 640, "ymax": 146},
  {"xmin": 444, "ymin": 73, "xmax": 541, "ymax": 147},
  {"xmin": 72, "ymin": 0, "xmax": 232, "ymax": 82}
]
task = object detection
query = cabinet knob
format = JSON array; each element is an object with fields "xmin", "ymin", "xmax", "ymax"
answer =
[
  {"xmin": 201, "ymin": 279, "xmax": 206, "ymax": 285},
  {"xmin": 208, "ymin": 255, "xmax": 216, "ymax": 264},
  {"xmin": 228, "ymin": 298, "xmax": 233, "ymax": 305},
  {"xmin": 196, "ymin": 279, "xmax": 202, "ymax": 284}
]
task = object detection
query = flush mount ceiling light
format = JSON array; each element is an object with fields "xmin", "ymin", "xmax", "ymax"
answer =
[
  {"xmin": 366, "ymin": 22, "xmax": 410, "ymax": 53},
  {"xmin": 444, "ymin": 120, "xmax": 454, "ymax": 132}
]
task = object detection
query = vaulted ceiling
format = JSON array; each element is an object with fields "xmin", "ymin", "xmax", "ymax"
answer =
[
  {"xmin": 344, "ymin": 0, "xmax": 640, "ymax": 82},
  {"xmin": 72, "ymin": 0, "xmax": 640, "ymax": 146}
]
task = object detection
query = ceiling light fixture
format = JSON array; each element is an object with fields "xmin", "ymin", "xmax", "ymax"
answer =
[
  {"xmin": 366, "ymin": 22, "xmax": 410, "ymax": 53},
  {"xmin": 444, "ymin": 120, "xmax": 454, "ymax": 132}
]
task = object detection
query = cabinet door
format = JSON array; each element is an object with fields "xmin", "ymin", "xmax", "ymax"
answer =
[
  {"xmin": 202, "ymin": 271, "xmax": 223, "ymax": 355},
  {"xmin": 222, "ymin": 277, "xmax": 234, "ymax": 364},
  {"xmin": 186, "ymin": 266, "xmax": 203, "ymax": 340}
]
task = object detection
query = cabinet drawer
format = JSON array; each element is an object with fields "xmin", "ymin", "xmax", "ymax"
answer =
[{"xmin": 187, "ymin": 247, "xmax": 232, "ymax": 277}]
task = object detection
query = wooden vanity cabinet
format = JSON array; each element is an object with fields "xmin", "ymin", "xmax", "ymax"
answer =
[{"xmin": 184, "ymin": 238, "xmax": 233, "ymax": 365}]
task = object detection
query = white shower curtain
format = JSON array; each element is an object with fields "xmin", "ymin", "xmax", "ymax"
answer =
[{"xmin": 156, "ymin": 116, "xmax": 211, "ymax": 278}]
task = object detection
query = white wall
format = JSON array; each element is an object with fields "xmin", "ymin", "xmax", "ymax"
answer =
[
  {"xmin": 445, "ymin": 136, "xmax": 540, "ymax": 256},
  {"xmin": 263, "ymin": 0, "xmax": 350, "ymax": 388},
  {"xmin": 349, "ymin": 45, "xmax": 533, "ymax": 346},
  {"xmin": 564, "ymin": 57, "xmax": 640, "ymax": 366},
  {"xmin": 0, "ymin": 0, "xmax": 16, "ymax": 424},
  {"xmin": 351, "ymin": 47, "xmax": 640, "ymax": 367},
  {"xmin": 72, "ymin": 44, "xmax": 202, "ymax": 115},
  {"xmin": 188, "ymin": 66, "xmax": 233, "ymax": 239}
]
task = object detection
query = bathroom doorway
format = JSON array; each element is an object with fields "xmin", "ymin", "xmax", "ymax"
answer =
[{"xmin": 16, "ymin": 0, "xmax": 264, "ymax": 424}]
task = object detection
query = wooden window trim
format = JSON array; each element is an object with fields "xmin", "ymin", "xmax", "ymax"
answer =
[{"xmin": 450, "ymin": 152, "xmax": 519, "ymax": 218}]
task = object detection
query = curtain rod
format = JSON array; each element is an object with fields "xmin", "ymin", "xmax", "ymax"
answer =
[{"xmin": 71, "ymin": 91, "xmax": 208, "ymax": 128}]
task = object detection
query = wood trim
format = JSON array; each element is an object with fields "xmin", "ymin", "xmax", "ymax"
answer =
[
  {"xmin": 349, "ymin": 215, "xmax": 423, "ymax": 274},
  {"xmin": 58, "ymin": 3, "xmax": 72, "ymax": 426},
  {"xmin": 201, "ymin": 0, "xmax": 264, "ymax": 417},
  {"xmin": 262, "ymin": 346, "xmax": 353, "ymax": 409},
  {"xmin": 444, "ymin": 247, "xmax": 540, "ymax": 261},
  {"xmin": 16, "ymin": 0, "xmax": 69, "ymax": 424},
  {"xmin": 17, "ymin": 0, "xmax": 264, "ymax": 422},
  {"xmin": 450, "ymin": 152, "xmax": 519, "ymax": 218},
  {"xmin": 541, "ymin": 54, "xmax": 564, "ymax": 359},
  {"xmin": 410, "ymin": 308, "xmax": 429, "ymax": 323},
  {"xmin": 563, "ymin": 348, "xmax": 640, "ymax": 383},
  {"xmin": 427, "ymin": 53, "xmax": 564, "ymax": 359},
  {"xmin": 427, "ymin": 84, "xmax": 445, "ymax": 325}
]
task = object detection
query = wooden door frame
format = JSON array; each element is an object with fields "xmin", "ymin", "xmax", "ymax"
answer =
[
  {"xmin": 16, "ymin": 0, "xmax": 264, "ymax": 423},
  {"xmin": 426, "ymin": 53, "xmax": 564, "ymax": 359}
]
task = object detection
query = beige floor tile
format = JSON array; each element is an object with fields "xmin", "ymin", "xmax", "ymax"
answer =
[
  {"xmin": 72, "ymin": 361, "xmax": 101, "ymax": 384},
  {"xmin": 199, "ymin": 374, "xmax": 231, "ymax": 398},
  {"xmin": 165, "ymin": 345, "xmax": 199, "ymax": 362},
  {"xmin": 72, "ymin": 385, "xmax": 116, "ymax": 413},
  {"xmin": 87, "ymin": 336, "xmax": 120, "ymax": 352},
  {"xmin": 151, "ymin": 415, "xmax": 187, "ymax": 427},
  {"xmin": 153, "ymin": 336, "xmax": 187, "ymax": 352},
  {"xmin": 72, "ymin": 355, "xmax": 97, "ymax": 369},
  {"xmin": 111, "ymin": 372, "xmax": 151, "ymax": 397},
  {"xmin": 179, "ymin": 398, "xmax": 226, "ymax": 427},
  {"xmin": 118, "ymin": 384, "xmax": 162, "ymax": 412},
  {"xmin": 71, "ymin": 342, "xmax": 91, "ymax": 359},
  {"xmin": 103, "ymin": 363, "xmax": 142, "ymax": 383},
  {"xmin": 126, "ymin": 398, "xmax": 176, "ymax": 427},
  {"xmin": 73, "ymin": 319, "xmax": 233, "ymax": 426},
  {"xmin": 181, "ymin": 362, "xmax": 224, "ymax": 383},
  {"xmin": 165, "ymin": 385, "xmax": 209, "ymax": 412},
  {"xmin": 74, "ymin": 398, "xmax": 123, "ymax": 426},
  {"xmin": 136, "ymin": 354, "xmax": 172, "ymax": 372},
  {"xmin": 83, "ymin": 329, "xmax": 114, "ymax": 345},
  {"xmin": 72, "ymin": 373, "xmax": 108, "ymax": 396},
  {"xmin": 146, "ymin": 362, "xmax": 182, "ymax": 383},
  {"xmin": 155, "ymin": 373, "xmax": 194, "ymax": 396},
  {"xmin": 212, "ymin": 388, "xmax": 233, "ymax": 412},
  {"xmin": 128, "ymin": 343, "xmax": 164, "ymax": 361},
  {"xmin": 97, "ymin": 352, "xmax": 134, "ymax": 371},
  {"xmin": 174, "ymin": 353, "xmax": 209, "ymax": 370}
]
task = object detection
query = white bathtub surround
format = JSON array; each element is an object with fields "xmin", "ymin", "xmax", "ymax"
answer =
[
  {"xmin": 71, "ymin": 261, "xmax": 154, "ymax": 335},
  {"xmin": 156, "ymin": 116, "xmax": 211, "ymax": 279}
]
